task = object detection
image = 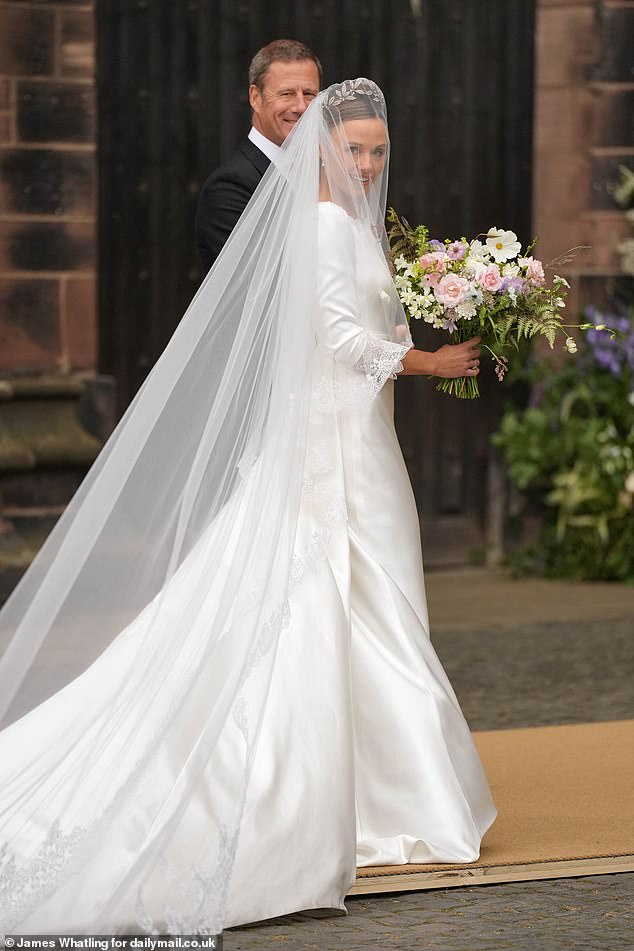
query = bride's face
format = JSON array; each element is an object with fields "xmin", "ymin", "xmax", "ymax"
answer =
[{"xmin": 337, "ymin": 118, "xmax": 388, "ymax": 192}]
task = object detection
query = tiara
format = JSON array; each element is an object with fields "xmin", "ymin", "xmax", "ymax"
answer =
[{"xmin": 324, "ymin": 78, "xmax": 384, "ymax": 108}]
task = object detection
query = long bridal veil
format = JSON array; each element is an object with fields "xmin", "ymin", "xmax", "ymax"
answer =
[{"xmin": 0, "ymin": 79, "xmax": 411, "ymax": 933}]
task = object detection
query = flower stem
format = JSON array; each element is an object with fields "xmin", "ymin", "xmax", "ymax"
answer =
[{"xmin": 436, "ymin": 375, "xmax": 480, "ymax": 399}]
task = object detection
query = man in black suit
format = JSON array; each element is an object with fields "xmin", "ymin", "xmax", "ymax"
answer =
[{"xmin": 195, "ymin": 40, "xmax": 322, "ymax": 274}]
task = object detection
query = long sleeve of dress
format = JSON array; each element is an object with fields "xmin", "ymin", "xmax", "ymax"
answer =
[{"xmin": 316, "ymin": 202, "xmax": 410, "ymax": 396}]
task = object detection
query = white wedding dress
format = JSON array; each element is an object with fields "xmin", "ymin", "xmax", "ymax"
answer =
[{"xmin": 0, "ymin": 201, "xmax": 495, "ymax": 934}]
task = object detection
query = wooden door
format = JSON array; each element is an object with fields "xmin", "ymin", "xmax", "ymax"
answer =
[{"xmin": 96, "ymin": 0, "xmax": 535, "ymax": 563}]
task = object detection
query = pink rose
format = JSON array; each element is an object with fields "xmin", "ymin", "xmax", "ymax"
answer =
[
  {"xmin": 523, "ymin": 256, "xmax": 545, "ymax": 286},
  {"xmin": 419, "ymin": 251, "xmax": 448, "ymax": 288},
  {"xmin": 434, "ymin": 274, "xmax": 470, "ymax": 307},
  {"xmin": 419, "ymin": 250, "xmax": 447, "ymax": 271},
  {"xmin": 479, "ymin": 264, "xmax": 502, "ymax": 293}
]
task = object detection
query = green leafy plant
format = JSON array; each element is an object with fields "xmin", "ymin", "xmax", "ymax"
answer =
[{"xmin": 492, "ymin": 304, "xmax": 634, "ymax": 581}]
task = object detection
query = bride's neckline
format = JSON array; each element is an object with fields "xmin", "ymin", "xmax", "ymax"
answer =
[{"xmin": 318, "ymin": 200, "xmax": 359, "ymax": 222}]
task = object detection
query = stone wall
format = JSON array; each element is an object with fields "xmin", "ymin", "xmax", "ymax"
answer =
[
  {"xmin": 0, "ymin": 1, "xmax": 103, "ymax": 600},
  {"xmin": 0, "ymin": 0, "xmax": 97, "ymax": 373},
  {"xmin": 533, "ymin": 0, "xmax": 634, "ymax": 310}
]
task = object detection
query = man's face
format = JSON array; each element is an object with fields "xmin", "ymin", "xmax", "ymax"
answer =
[{"xmin": 249, "ymin": 60, "xmax": 320, "ymax": 146}]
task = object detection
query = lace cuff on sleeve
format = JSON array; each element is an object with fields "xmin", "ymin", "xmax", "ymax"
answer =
[
  {"xmin": 353, "ymin": 335, "xmax": 411, "ymax": 399},
  {"xmin": 314, "ymin": 334, "xmax": 411, "ymax": 413}
]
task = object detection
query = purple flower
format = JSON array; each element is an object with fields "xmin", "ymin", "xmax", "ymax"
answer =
[
  {"xmin": 584, "ymin": 305, "xmax": 634, "ymax": 377},
  {"xmin": 447, "ymin": 241, "xmax": 467, "ymax": 260},
  {"xmin": 500, "ymin": 276, "xmax": 526, "ymax": 295},
  {"xmin": 429, "ymin": 239, "xmax": 445, "ymax": 251}
]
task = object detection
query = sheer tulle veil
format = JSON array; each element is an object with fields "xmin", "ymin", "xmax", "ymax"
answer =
[{"xmin": 0, "ymin": 79, "xmax": 411, "ymax": 932}]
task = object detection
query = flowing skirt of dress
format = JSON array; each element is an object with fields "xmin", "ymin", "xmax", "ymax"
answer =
[
  {"xmin": 222, "ymin": 375, "xmax": 496, "ymax": 927},
  {"xmin": 0, "ymin": 363, "xmax": 495, "ymax": 933}
]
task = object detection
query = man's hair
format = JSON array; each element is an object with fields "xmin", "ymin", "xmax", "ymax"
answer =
[{"xmin": 248, "ymin": 39, "xmax": 323, "ymax": 90}]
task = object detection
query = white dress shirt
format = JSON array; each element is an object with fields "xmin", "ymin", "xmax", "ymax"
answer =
[{"xmin": 248, "ymin": 126, "xmax": 284, "ymax": 165}]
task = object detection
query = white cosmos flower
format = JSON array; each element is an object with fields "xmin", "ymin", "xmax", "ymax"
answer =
[{"xmin": 486, "ymin": 227, "xmax": 522, "ymax": 263}]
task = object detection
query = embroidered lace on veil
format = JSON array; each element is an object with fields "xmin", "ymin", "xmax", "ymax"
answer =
[{"xmin": 0, "ymin": 78, "xmax": 410, "ymax": 933}]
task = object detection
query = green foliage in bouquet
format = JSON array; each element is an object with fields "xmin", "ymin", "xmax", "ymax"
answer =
[
  {"xmin": 386, "ymin": 209, "xmax": 429, "ymax": 262},
  {"xmin": 492, "ymin": 304, "xmax": 634, "ymax": 582}
]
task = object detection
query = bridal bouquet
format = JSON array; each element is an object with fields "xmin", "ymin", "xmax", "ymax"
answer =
[{"xmin": 387, "ymin": 210, "xmax": 579, "ymax": 398}]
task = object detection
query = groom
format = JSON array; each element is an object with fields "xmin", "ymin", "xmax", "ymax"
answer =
[{"xmin": 195, "ymin": 39, "xmax": 322, "ymax": 274}]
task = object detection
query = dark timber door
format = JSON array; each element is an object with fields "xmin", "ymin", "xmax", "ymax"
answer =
[{"xmin": 96, "ymin": 0, "xmax": 535, "ymax": 564}]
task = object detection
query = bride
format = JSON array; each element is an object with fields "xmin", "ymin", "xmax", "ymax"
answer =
[{"xmin": 0, "ymin": 78, "xmax": 495, "ymax": 936}]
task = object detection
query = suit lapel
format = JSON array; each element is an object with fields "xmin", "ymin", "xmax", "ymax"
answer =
[{"xmin": 238, "ymin": 137, "xmax": 271, "ymax": 178}]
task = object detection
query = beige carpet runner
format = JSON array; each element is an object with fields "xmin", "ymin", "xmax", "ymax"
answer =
[{"xmin": 350, "ymin": 720, "xmax": 634, "ymax": 894}]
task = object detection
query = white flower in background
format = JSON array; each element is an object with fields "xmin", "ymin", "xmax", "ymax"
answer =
[
  {"xmin": 598, "ymin": 423, "xmax": 618, "ymax": 443},
  {"xmin": 628, "ymin": 391, "xmax": 634, "ymax": 407},
  {"xmin": 565, "ymin": 337, "xmax": 577, "ymax": 354},
  {"xmin": 486, "ymin": 227, "xmax": 522, "ymax": 263},
  {"xmin": 625, "ymin": 472, "xmax": 634, "ymax": 495}
]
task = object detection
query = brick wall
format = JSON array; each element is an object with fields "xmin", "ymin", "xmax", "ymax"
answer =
[
  {"xmin": 533, "ymin": 0, "xmax": 634, "ymax": 309},
  {"xmin": 0, "ymin": 0, "xmax": 97, "ymax": 374}
]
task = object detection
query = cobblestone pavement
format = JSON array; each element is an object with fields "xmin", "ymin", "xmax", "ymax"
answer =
[
  {"xmin": 226, "ymin": 874, "xmax": 633, "ymax": 950},
  {"xmin": 224, "ymin": 573, "xmax": 634, "ymax": 951},
  {"xmin": 433, "ymin": 615, "xmax": 634, "ymax": 731}
]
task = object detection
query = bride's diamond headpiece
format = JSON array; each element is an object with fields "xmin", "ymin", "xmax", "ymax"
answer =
[{"xmin": 324, "ymin": 78, "xmax": 384, "ymax": 108}]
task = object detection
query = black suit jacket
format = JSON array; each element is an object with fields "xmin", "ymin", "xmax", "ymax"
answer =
[{"xmin": 195, "ymin": 137, "xmax": 271, "ymax": 275}]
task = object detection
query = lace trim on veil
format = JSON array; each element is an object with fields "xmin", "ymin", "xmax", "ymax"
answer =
[{"xmin": 0, "ymin": 502, "xmax": 348, "ymax": 936}]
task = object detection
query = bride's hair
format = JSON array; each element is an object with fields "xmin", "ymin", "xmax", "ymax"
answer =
[
  {"xmin": 321, "ymin": 80, "xmax": 387, "ymax": 132},
  {"xmin": 324, "ymin": 97, "xmax": 381, "ymax": 127}
]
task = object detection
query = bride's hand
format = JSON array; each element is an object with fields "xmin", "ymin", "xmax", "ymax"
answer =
[{"xmin": 431, "ymin": 336, "xmax": 481, "ymax": 378}]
